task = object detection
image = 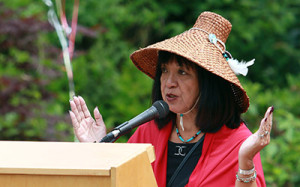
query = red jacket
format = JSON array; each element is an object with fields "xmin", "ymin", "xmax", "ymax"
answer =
[{"xmin": 128, "ymin": 120, "xmax": 266, "ymax": 187}]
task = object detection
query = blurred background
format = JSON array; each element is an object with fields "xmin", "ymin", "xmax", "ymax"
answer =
[{"xmin": 0, "ymin": 0, "xmax": 299, "ymax": 186}]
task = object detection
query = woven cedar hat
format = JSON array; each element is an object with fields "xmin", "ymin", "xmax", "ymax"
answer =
[{"xmin": 130, "ymin": 11, "xmax": 249, "ymax": 113}]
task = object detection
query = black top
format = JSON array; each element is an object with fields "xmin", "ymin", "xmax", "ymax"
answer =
[{"xmin": 166, "ymin": 136, "xmax": 204, "ymax": 187}]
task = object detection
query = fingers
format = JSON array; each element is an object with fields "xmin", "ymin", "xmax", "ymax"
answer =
[
  {"xmin": 78, "ymin": 96, "xmax": 92, "ymax": 119},
  {"xmin": 94, "ymin": 107, "xmax": 105, "ymax": 127},
  {"xmin": 257, "ymin": 106, "xmax": 274, "ymax": 145},
  {"xmin": 70, "ymin": 96, "xmax": 92, "ymax": 119},
  {"xmin": 69, "ymin": 110, "xmax": 80, "ymax": 129},
  {"xmin": 261, "ymin": 106, "xmax": 274, "ymax": 131},
  {"xmin": 73, "ymin": 96, "xmax": 85, "ymax": 121},
  {"xmin": 70, "ymin": 99, "xmax": 82, "ymax": 123}
]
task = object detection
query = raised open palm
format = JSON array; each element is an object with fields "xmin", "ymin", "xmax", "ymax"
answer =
[
  {"xmin": 69, "ymin": 96, "xmax": 107, "ymax": 142},
  {"xmin": 239, "ymin": 106, "xmax": 273, "ymax": 168}
]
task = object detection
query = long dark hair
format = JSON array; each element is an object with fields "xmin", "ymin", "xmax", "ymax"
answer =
[{"xmin": 152, "ymin": 51, "xmax": 242, "ymax": 132}]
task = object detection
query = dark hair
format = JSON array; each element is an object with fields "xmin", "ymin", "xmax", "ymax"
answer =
[{"xmin": 152, "ymin": 51, "xmax": 242, "ymax": 132}]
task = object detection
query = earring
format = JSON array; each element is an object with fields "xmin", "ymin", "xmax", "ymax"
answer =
[{"xmin": 180, "ymin": 114, "xmax": 184, "ymax": 131}]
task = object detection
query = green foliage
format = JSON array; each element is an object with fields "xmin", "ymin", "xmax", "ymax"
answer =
[{"xmin": 0, "ymin": 0, "xmax": 300, "ymax": 186}]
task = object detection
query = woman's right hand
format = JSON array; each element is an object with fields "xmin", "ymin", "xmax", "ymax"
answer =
[{"xmin": 69, "ymin": 96, "xmax": 107, "ymax": 142}]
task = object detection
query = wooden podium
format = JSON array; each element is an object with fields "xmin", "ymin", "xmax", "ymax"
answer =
[{"xmin": 0, "ymin": 141, "xmax": 157, "ymax": 187}]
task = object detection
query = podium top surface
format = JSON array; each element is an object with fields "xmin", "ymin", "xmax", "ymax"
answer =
[{"xmin": 0, "ymin": 141, "xmax": 155, "ymax": 176}]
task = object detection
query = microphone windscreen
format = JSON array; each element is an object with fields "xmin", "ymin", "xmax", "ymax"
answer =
[{"xmin": 153, "ymin": 100, "xmax": 169, "ymax": 119}]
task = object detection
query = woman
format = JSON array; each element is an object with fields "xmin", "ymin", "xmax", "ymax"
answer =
[{"xmin": 69, "ymin": 12, "xmax": 273, "ymax": 186}]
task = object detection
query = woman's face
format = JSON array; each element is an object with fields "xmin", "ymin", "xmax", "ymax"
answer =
[{"xmin": 160, "ymin": 57, "xmax": 200, "ymax": 114}]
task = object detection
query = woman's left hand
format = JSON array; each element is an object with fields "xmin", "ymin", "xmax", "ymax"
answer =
[{"xmin": 238, "ymin": 106, "xmax": 274, "ymax": 169}]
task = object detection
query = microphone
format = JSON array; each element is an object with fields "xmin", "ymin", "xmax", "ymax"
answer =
[{"xmin": 100, "ymin": 100, "xmax": 169, "ymax": 142}]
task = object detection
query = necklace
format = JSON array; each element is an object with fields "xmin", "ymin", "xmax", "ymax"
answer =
[
  {"xmin": 176, "ymin": 127, "xmax": 201, "ymax": 143},
  {"xmin": 179, "ymin": 96, "xmax": 200, "ymax": 131}
]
